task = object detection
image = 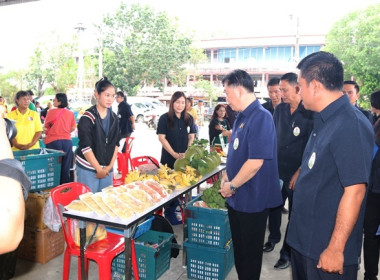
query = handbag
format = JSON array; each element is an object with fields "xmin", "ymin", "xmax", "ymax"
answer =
[{"xmin": 45, "ymin": 108, "xmax": 65, "ymax": 135}]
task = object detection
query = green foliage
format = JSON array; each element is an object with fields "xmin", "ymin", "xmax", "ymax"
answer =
[
  {"xmin": 324, "ymin": 4, "xmax": 380, "ymax": 107},
  {"xmin": 100, "ymin": 3, "xmax": 193, "ymax": 94},
  {"xmin": 25, "ymin": 32, "xmax": 78, "ymax": 96},
  {"xmin": 0, "ymin": 70, "xmax": 24, "ymax": 103},
  {"xmin": 202, "ymin": 180, "xmax": 226, "ymax": 209},
  {"xmin": 194, "ymin": 78, "xmax": 222, "ymax": 106}
]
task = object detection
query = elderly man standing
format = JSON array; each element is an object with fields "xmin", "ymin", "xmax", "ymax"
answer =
[
  {"xmin": 220, "ymin": 69, "xmax": 283, "ymax": 280},
  {"xmin": 287, "ymin": 51, "xmax": 374, "ymax": 280}
]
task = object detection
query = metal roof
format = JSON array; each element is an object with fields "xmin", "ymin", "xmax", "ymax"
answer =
[{"xmin": 0, "ymin": 0, "xmax": 39, "ymax": 6}]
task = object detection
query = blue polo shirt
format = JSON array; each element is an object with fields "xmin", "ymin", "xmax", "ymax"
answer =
[
  {"xmin": 287, "ymin": 95, "xmax": 374, "ymax": 265},
  {"xmin": 273, "ymin": 102, "xmax": 313, "ymax": 181},
  {"xmin": 157, "ymin": 112, "xmax": 196, "ymax": 168},
  {"xmin": 226, "ymin": 99, "xmax": 283, "ymax": 213}
]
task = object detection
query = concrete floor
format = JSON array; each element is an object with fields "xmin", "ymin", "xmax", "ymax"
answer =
[{"xmin": 12, "ymin": 209, "xmax": 369, "ymax": 280}]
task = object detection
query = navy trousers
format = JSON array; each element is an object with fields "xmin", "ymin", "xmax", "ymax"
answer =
[
  {"xmin": 291, "ymin": 248, "xmax": 358, "ymax": 280},
  {"xmin": 46, "ymin": 139, "xmax": 73, "ymax": 184}
]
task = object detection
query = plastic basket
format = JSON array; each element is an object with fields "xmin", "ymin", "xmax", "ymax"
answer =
[
  {"xmin": 106, "ymin": 216, "xmax": 154, "ymax": 239},
  {"xmin": 184, "ymin": 241, "xmax": 234, "ymax": 280},
  {"xmin": 13, "ymin": 148, "xmax": 65, "ymax": 192},
  {"xmin": 185, "ymin": 196, "xmax": 231, "ymax": 248},
  {"xmin": 112, "ymin": 230, "xmax": 173, "ymax": 280}
]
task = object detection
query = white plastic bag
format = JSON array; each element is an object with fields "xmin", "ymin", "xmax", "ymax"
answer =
[{"xmin": 43, "ymin": 196, "xmax": 62, "ymax": 232}]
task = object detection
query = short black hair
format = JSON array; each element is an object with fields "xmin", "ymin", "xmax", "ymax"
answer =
[
  {"xmin": 297, "ymin": 51, "xmax": 343, "ymax": 91},
  {"xmin": 222, "ymin": 69, "xmax": 254, "ymax": 93},
  {"xmin": 370, "ymin": 90, "xmax": 380, "ymax": 110},
  {"xmin": 267, "ymin": 77, "xmax": 280, "ymax": 87},
  {"xmin": 26, "ymin": 90, "xmax": 34, "ymax": 96},
  {"xmin": 280, "ymin": 72, "xmax": 298, "ymax": 85},
  {"xmin": 56, "ymin": 93, "xmax": 68, "ymax": 108},
  {"xmin": 15, "ymin": 90, "xmax": 29, "ymax": 100},
  {"xmin": 343, "ymin": 80, "xmax": 360, "ymax": 93},
  {"xmin": 116, "ymin": 91, "xmax": 126, "ymax": 102}
]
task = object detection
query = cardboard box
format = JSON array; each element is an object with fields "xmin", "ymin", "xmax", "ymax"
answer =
[
  {"xmin": 18, "ymin": 226, "xmax": 65, "ymax": 264},
  {"xmin": 25, "ymin": 191, "xmax": 51, "ymax": 229}
]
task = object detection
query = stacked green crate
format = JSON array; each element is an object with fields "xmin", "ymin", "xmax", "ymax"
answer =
[{"xmin": 184, "ymin": 196, "xmax": 235, "ymax": 280}]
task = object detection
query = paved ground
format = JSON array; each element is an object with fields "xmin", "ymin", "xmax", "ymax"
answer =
[{"xmin": 12, "ymin": 122, "xmax": 369, "ymax": 279}]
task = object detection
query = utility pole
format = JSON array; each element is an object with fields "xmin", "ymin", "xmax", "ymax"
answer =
[
  {"xmin": 289, "ymin": 15, "xmax": 300, "ymax": 63},
  {"xmin": 75, "ymin": 23, "xmax": 86, "ymax": 100}
]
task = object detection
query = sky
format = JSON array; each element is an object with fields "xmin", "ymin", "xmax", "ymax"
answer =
[{"xmin": 0, "ymin": 0, "xmax": 379, "ymax": 69}]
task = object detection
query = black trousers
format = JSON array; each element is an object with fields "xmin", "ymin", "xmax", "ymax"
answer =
[
  {"xmin": 291, "ymin": 248, "xmax": 358, "ymax": 280},
  {"xmin": 46, "ymin": 139, "xmax": 73, "ymax": 184},
  {"xmin": 363, "ymin": 191, "xmax": 380, "ymax": 280},
  {"xmin": 228, "ymin": 206, "xmax": 268, "ymax": 280},
  {"xmin": 267, "ymin": 181, "xmax": 293, "ymax": 260}
]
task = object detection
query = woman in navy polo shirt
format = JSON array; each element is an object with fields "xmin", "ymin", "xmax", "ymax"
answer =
[{"xmin": 156, "ymin": 91, "xmax": 196, "ymax": 169}]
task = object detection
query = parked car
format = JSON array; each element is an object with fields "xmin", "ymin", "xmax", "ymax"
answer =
[
  {"xmin": 112, "ymin": 100, "xmax": 153, "ymax": 124},
  {"xmin": 127, "ymin": 97, "xmax": 168, "ymax": 123}
]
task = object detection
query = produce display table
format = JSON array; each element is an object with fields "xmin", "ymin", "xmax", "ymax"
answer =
[{"xmin": 63, "ymin": 164, "xmax": 226, "ymax": 280}]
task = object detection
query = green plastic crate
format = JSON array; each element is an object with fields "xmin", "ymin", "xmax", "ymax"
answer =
[
  {"xmin": 184, "ymin": 241, "xmax": 235, "ymax": 280},
  {"xmin": 185, "ymin": 196, "xmax": 231, "ymax": 248},
  {"xmin": 112, "ymin": 230, "xmax": 173, "ymax": 280},
  {"xmin": 13, "ymin": 148, "xmax": 65, "ymax": 192}
]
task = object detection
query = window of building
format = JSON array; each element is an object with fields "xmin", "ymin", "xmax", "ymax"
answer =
[
  {"xmin": 238, "ymin": 47, "xmax": 263, "ymax": 62},
  {"xmin": 299, "ymin": 45, "xmax": 321, "ymax": 58},
  {"xmin": 218, "ymin": 48, "xmax": 236, "ymax": 63},
  {"xmin": 265, "ymin": 46, "xmax": 292, "ymax": 62}
]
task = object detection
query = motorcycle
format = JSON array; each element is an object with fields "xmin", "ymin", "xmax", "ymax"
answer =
[{"xmin": 146, "ymin": 114, "xmax": 158, "ymax": 130}]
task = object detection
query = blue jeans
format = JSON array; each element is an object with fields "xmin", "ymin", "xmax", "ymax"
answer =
[{"xmin": 76, "ymin": 165, "xmax": 113, "ymax": 193}]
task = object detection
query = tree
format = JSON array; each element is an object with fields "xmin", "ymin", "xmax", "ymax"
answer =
[
  {"xmin": 324, "ymin": 4, "xmax": 380, "ymax": 107},
  {"xmin": 0, "ymin": 70, "xmax": 23, "ymax": 104},
  {"xmin": 194, "ymin": 79, "xmax": 222, "ymax": 107},
  {"xmin": 100, "ymin": 3, "xmax": 193, "ymax": 95},
  {"xmin": 25, "ymin": 32, "xmax": 77, "ymax": 96}
]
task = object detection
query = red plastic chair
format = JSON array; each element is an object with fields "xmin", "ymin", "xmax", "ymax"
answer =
[
  {"xmin": 114, "ymin": 137, "xmax": 135, "ymax": 186},
  {"xmin": 124, "ymin": 136, "xmax": 134, "ymax": 170},
  {"xmin": 130, "ymin": 155, "xmax": 160, "ymax": 170},
  {"xmin": 50, "ymin": 182, "xmax": 125, "ymax": 280}
]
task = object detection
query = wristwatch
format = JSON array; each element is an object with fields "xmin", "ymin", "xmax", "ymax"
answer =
[{"xmin": 230, "ymin": 182, "xmax": 238, "ymax": 192}]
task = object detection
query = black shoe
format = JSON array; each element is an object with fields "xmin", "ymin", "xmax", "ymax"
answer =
[
  {"xmin": 263, "ymin": 241, "xmax": 275, "ymax": 252},
  {"xmin": 274, "ymin": 258, "xmax": 290, "ymax": 269}
]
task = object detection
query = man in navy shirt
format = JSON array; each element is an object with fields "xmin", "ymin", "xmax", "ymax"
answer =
[
  {"xmin": 264, "ymin": 72, "xmax": 313, "ymax": 269},
  {"xmin": 220, "ymin": 69, "xmax": 283, "ymax": 280},
  {"xmin": 287, "ymin": 51, "xmax": 374, "ymax": 280},
  {"xmin": 343, "ymin": 80, "xmax": 373, "ymax": 124},
  {"xmin": 262, "ymin": 77, "xmax": 282, "ymax": 115}
]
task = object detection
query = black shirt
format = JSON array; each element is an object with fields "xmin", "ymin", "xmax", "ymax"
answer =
[
  {"xmin": 262, "ymin": 100, "xmax": 275, "ymax": 115},
  {"xmin": 117, "ymin": 101, "xmax": 134, "ymax": 137},
  {"xmin": 156, "ymin": 112, "xmax": 196, "ymax": 168},
  {"xmin": 355, "ymin": 105, "xmax": 373, "ymax": 124},
  {"xmin": 273, "ymin": 102, "xmax": 314, "ymax": 181}
]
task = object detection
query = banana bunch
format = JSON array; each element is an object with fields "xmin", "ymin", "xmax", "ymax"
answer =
[
  {"xmin": 124, "ymin": 170, "xmax": 141, "ymax": 184},
  {"xmin": 124, "ymin": 164, "xmax": 201, "ymax": 189},
  {"xmin": 171, "ymin": 166, "xmax": 202, "ymax": 188},
  {"xmin": 157, "ymin": 164, "xmax": 172, "ymax": 180}
]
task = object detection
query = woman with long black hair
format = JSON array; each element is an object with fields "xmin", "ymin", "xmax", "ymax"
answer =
[{"xmin": 156, "ymin": 91, "xmax": 196, "ymax": 169}]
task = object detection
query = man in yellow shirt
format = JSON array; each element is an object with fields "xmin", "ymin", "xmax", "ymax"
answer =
[{"xmin": 7, "ymin": 91, "xmax": 42, "ymax": 150}]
